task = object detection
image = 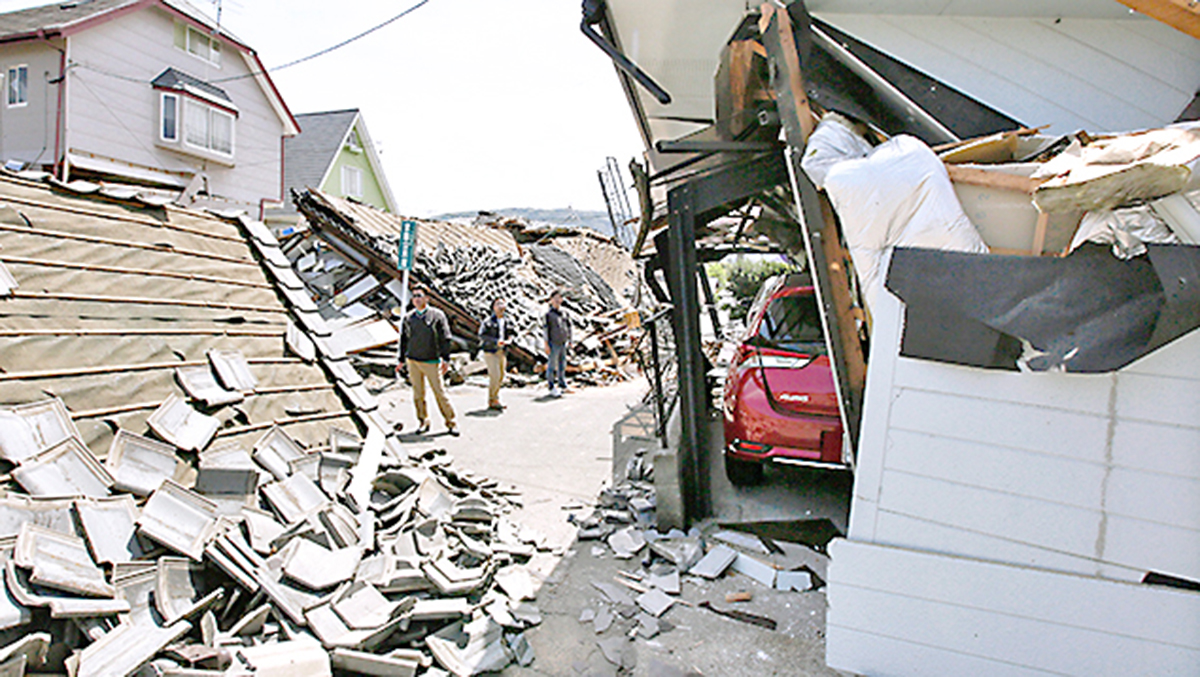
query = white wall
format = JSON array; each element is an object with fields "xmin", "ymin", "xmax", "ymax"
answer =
[
  {"xmin": 65, "ymin": 5, "xmax": 285, "ymax": 207},
  {"xmin": 0, "ymin": 39, "xmax": 62, "ymax": 168},
  {"xmin": 816, "ymin": 13, "xmax": 1200, "ymax": 134},
  {"xmin": 827, "ymin": 288, "xmax": 1200, "ymax": 674}
]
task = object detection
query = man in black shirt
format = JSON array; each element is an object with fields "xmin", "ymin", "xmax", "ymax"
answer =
[{"xmin": 397, "ymin": 288, "xmax": 458, "ymax": 435}]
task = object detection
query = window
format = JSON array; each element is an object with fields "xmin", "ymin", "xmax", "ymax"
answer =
[
  {"xmin": 342, "ymin": 166, "xmax": 363, "ymax": 199},
  {"xmin": 756, "ymin": 294, "xmax": 826, "ymax": 355},
  {"xmin": 178, "ymin": 24, "xmax": 221, "ymax": 66},
  {"xmin": 6, "ymin": 65, "xmax": 26, "ymax": 107},
  {"xmin": 182, "ymin": 98, "xmax": 234, "ymax": 156},
  {"xmin": 160, "ymin": 94, "xmax": 178, "ymax": 141}
]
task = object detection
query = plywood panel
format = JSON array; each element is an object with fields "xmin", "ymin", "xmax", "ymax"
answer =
[
  {"xmin": 826, "ymin": 540, "xmax": 1200, "ymax": 677},
  {"xmin": 889, "ymin": 388, "xmax": 1109, "ymax": 461}
]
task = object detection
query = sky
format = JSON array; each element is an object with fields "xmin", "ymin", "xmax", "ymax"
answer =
[{"xmin": 0, "ymin": 0, "xmax": 647, "ymax": 217}]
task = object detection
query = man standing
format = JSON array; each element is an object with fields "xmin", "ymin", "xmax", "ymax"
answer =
[
  {"xmin": 544, "ymin": 289, "xmax": 571, "ymax": 397},
  {"xmin": 397, "ymin": 288, "xmax": 458, "ymax": 435},
  {"xmin": 478, "ymin": 297, "xmax": 511, "ymax": 411}
]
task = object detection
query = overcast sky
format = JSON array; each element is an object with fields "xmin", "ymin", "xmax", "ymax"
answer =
[{"xmin": 0, "ymin": 0, "xmax": 646, "ymax": 217}]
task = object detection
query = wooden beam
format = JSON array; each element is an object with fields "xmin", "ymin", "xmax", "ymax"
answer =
[
  {"xmin": 1115, "ymin": 0, "xmax": 1200, "ymax": 39},
  {"xmin": 944, "ymin": 164, "xmax": 1048, "ymax": 194},
  {"xmin": 761, "ymin": 3, "xmax": 816, "ymax": 140}
]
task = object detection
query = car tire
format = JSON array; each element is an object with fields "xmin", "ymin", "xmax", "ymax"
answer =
[{"xmin": 724, "ymin": 455, "xmax": 763, "ymax": 486}]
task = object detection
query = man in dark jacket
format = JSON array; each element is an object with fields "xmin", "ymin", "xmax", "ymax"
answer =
[
  {"xmin": 544, "ymin": 289, "xmax": 571, "ymax": 397},
  {"xmin": 397, "ymin": 288, "xmax": 457, "ymax": 435},
  {"xmin": 478, "ymin": 296, "xmax": 512, "ymax": 411}
]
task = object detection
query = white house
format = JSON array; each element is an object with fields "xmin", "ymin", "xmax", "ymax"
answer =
[{"xmin": 0, "ymin": 0, "xmax": 299, "ymax": 215}]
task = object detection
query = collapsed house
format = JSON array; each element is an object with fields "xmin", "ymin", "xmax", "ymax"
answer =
[
  {"xmin": 588, "ymin": 0, "xmax": 1200, "ymax": 673},
  {"xmin": 286, "ymin": 189, "xmax": 643, "ymax": 384},
  {"xmin": 0, "ymin": 172, "xmax": 553, "ymax": 675}
]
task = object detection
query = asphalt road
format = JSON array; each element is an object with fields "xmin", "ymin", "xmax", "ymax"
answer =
[{"xmin": 375, "ymin": 375, "xmax": 850, "ymax": 676}]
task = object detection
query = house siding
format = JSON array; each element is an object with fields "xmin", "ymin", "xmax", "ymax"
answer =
[
  {"xmin": 826, "ymin": 289, "xmax": 1200, "ymax": 675},
  {"xmin": 62, "ymin": 5, "xmax": 284, "ymax": 206},
  {"xmin": 0, "ymin": 39, "xmax": 61, "ymax": 168},
  {"xmin": 328, "ymin": 138, "xmax": 388, "ymax": 211}
]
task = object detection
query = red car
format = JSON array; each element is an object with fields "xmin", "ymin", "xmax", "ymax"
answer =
[{"xmin": 722, "ymin": 273, "xmax": 846, "ymax": 485}]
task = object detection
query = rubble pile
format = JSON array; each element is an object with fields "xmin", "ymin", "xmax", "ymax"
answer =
[
  {"xmin": 565, "ymin": 449, "xmax": 832, "ymax": 670},
  {"xmin": 293, "ymin": 189, "xmax": 647, "ymax": 385},
  {"xmin": 0, "ymin": 396, "xmax": 548, "ymax": 676}
]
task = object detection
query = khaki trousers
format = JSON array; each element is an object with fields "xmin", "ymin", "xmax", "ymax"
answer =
[
  {"xmin": 483, "ymin": 350, "xmax": 506, "ymax": 405},
  {"xmin": 407, "ymin": 359, "xmax": 455, "ymax": 426}
]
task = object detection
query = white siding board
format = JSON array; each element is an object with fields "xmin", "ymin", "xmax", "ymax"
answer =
[
  {"xmin": 826, "ymin": 540, "xmax": 1200, "ymax": 676},
  {"xmin": 1106, "ymin": 467, "xmax": 1200, "ymax": 532},
  {"xmin": 816, "ymin": 14, "xmax": 1197, "ymax": 133},
  {"xmin": 892, "ymin": 356, "xmax": 1113, "ymax": 413},
  {"xmin": 889, "ymin": 388, "xmax": 1109, "ymax": 461},
  {"xmin": 1033, "ymin": 18, "xmax": 1200, "ymax": 95},
  {"xmin": 1112, "ymin": 420, "xmax": 1200, "ymax": 480},
  {"xmin": 1122, "ymin": 328, "xmax": 1200, "ymax": 379},
  {"xmin": 877, "ymin": 472, "xmax": 1103, "ymax": 557},
  {"xmin": 825, "ymin": 627, "xmax": 1059, "ymax": 677},
  {"xmin": 885, "ymin": 429, "xmax": 1106, "ymax": 508},
  {"xmin": 1116, "ymin": 372, "xmax": 1200, "ymax": 428},
  {"xmin": 1105, "ymin": 515, "xmax": 1200, "ymax": 581},
  {"xmin": 872, "ymin": 510, "xmax": 1129, "ymax": 579}
]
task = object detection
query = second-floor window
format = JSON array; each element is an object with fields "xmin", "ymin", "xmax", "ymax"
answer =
[
  {"xmin": 6, "ymin": 65, "xmax": 27, "ymax": 107},
  {"xmin": 161, "ymin": 93, "xmax": 178, "ymax": 141},
  {"xmin": 183, "ymin": 99, "xmax": 233, "ymax": 156},
  {"xmin": 343, "ymin": 166, "xmax": 363, "ymax": 199},
  {"xmin": 184, "ymin": 26, "xmax": 221, "ymax": 66}
]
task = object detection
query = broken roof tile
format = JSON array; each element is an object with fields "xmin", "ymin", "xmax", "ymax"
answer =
[
  {"xmin": 11, "ymin": 436, "xmax": 113, "ymax": 498},
  {"xmin": 175, "ymin": 365, "xmax": 244, "ymax": 407},
  {"xmin": 73, "ymin": 496, "xmax": 145, "ymax": 566},
  {"xmin": 137, "ymin": 480, "xmax": 220, "ymax": 560},
  {"xmin": 252, "ymin": 426, "xmax": 308, "ymax": 481},
  {"xmin": 146, "ymin": 394, "xmax": 219, "ymax": 453},
  {"xmin": 281, "ymin": 539, "xmax": 361, "ymax": 591},
  {"xmin": 207, "ymin": 349, "xmax": 258, "ymax": 393},
  {"xmin": 71, "ymin": 619, "xmax": 191, "ymax": 677},
  {"xmin": 262, "ymin": 472, "xmax": 329, "ymax": 524},
  {"xmin": 0, "ymin": 397, "xmax": 79, "ymax": 463},
  {"xmin": 155, "ymin": 556, "xmax": 223, "ymax": 626},
  {"xmin": 689, "ymin": 544, "xmax": 738, "ymax": 579},
  {"xmin": 4, "ymin": 560, "xmax": 129, "ymax": 618},
  {"xmin": 105, "ymin": 429, "xmax": 186, "ymax": 496}
]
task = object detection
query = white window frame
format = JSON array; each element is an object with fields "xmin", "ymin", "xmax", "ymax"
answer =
[
  {"xmin": 185, "ymin": 26, "xmax": 221, "ymax": 66},
  {"xmin": 342, "ymin": 166, "xmax": 363, "ymax": 199},
  {"xmin": 6, "ymin": 65, "xmax": 27, "ymax": 107},
  {"xmin": 160, "ymin": 93, "xmax": 179, "ymax": 141},
  {"xmin": 182, "ymin": 98, "xmax": 234, "ymax": 157}
]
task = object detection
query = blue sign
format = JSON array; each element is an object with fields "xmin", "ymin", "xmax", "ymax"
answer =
[{"xmin": 397, "ymin": 220, "xmax": 418, "ymax": 271}]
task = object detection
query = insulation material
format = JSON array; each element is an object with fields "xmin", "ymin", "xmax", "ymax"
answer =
[
  {"xmin": 1033, "ymin": 124, "xmax": 1200, "ymax": 213},
  {"xmin": 821, "ymin": 135, "xmax": 989, "ymax": 312}
]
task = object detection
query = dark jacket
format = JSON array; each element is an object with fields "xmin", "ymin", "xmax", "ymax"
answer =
[
  {"xmin": 545, "ymin": 306, "xmax": 571, "ymax": 347},
  {"xmin": 400, "ymin": 306, "xmax": 451, "ymax": 362},
  {"xmin": 478, "ymin": 314, "xmax": 513, "ymax": 354}
]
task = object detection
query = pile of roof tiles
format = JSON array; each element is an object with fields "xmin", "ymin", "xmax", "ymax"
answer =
[
  {"xmin": 0, "ymin": 396, "xmax": 544, "ymax": 676},
  {"xmin": 0, "ymin": 172, "xmax": 546, "ymax": 676}
]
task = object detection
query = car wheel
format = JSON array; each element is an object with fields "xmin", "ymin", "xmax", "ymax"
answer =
[{"xmin": 724, "ymin": 455, "xmax": 763, "ymax": 486}]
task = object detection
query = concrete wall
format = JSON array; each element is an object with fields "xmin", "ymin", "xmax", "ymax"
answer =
[
  {"xmin": 63, "ymin": 5, "xmax": 285, "ymax": 206},
  {"xmin": 825, "ymin": 288, "xmax": 1200, "ymax": 675},
  {"xmin": 0, "ymin": 39, "xmax": 62, "ymax": 168}
]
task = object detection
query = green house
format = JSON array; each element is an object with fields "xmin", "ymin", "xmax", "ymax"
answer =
[{"xmin": 273, "ymin": 109, "xmax": 397, "ymax": 228}]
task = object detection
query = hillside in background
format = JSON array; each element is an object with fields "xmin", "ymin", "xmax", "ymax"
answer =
[{"xmin": 434, "ymin": 207, "xmax": 615, "ymax": 236}]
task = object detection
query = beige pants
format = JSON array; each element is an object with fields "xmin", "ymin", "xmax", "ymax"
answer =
[
  {"xmin": 483, "ymin": 350, "xmax": 506, "ymax": 405},
  {"xmin": 407, "ymin": 359, "xmax": 455, "ymax": 426}
]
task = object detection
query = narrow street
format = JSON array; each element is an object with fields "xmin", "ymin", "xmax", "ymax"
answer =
[{"xmin": 376, "ymin": 376, "xmax": 849, "ymax": 676}]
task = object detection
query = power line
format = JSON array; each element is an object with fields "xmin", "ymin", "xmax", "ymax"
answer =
[{"xmin": 212, "ymin": 0, "xmax": 432, "ymax": 83}]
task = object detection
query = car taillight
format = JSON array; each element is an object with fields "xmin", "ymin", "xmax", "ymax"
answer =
[{"xmin": 734, "ymin": 440, "xmax": 772, "ymax": 453}]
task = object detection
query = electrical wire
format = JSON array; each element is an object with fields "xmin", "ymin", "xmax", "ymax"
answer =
[{"xmin": 212, "ymin": 0, "xmax": 431, "ymax": 83}]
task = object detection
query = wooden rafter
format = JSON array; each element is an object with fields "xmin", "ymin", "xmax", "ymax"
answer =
[{"xmin": 1115, "ymin": 0, "xmax": 1200, "ymax": 39}]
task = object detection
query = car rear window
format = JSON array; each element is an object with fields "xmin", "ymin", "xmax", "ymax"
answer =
[{"xmin": 756, "ymin": 294, "xmax": 826, "ymax": 354}]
